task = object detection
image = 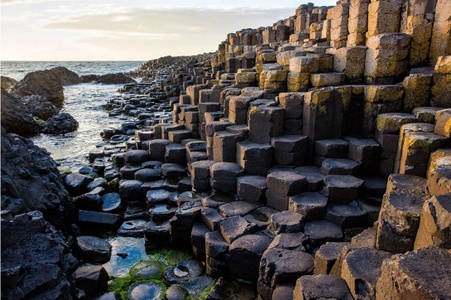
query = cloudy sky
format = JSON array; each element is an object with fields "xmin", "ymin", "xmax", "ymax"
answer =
[{"xmin": 1, "ymin": 0, "xmax": 336, "ymax": 61}]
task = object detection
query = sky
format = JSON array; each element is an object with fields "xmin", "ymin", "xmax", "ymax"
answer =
[{"xmin": 0, "ymin": 0, "xmax": 337, "ymax": 61}]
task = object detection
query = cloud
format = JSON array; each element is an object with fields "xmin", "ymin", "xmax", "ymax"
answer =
[
  {"xmin": 0, "ymin": 0, "xmax": 64, "ymax": 4},
  {"xmin": 42, "ymin": 7, "xmax": 295, "ymax": 36}
]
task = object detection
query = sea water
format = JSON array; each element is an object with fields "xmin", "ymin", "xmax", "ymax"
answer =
[{"xmin": 1, "ymin": 61, "xmax": 145, "ymax": 165}]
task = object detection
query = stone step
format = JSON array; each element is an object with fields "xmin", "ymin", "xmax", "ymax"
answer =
[
  {"xmin": 236, "ymin": 140, "xmax": 273, "ymax": 175},
  {"xmin": 376, "ymin": 191, "xmax": 425, "ymax": 253},
  {"xmin": 310, "ymin": 72, "xmax": 345, "ymax": 87},
  {"xmin": 293, "ymin": 274, "xmax": 353, "ymax": 300},
  {"xmin": 414, "ymin": 193, "xmax": 451, "ymax": 249},
  {"xmin": 376, "ymin": 246, "xmax": 451, "ymax": 300}
]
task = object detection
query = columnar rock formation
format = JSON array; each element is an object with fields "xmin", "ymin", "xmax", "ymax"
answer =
[
  {"xmin": 109, "ymin": 1, "xmax": 450, "ymax": 298},
  {"xmin": 2, "ymin": 1, "xmax": 451, "ymax": 299}
]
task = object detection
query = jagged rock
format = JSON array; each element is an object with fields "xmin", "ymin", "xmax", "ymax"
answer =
[
  {"xmin": 341, "ymin": 248, "xmax": 391, "ymax": 299},
  {"xmin": 1, "ymin": 128, "xmax": 73, "ymax": 228},
  {"xmin": 314, "ymin": 242, "xmax": 350, "ymax": 275},
  {"xmin": 258, "ymin": 247, "xmax": 314, "ymax": 300},
  {"xmin": 1, "ymin": 211, "xmax": 77, "ymax": 300},
  {"xmin": 293, "ymin": 274, "xmax": 353, "ymax": 300},
  {"xmin": 1, "ymin": 91, "xmax": 41, "ymax": 136},
  {"xmin": 414, "ymin": 193, "xmax": 451, "ymax": 249},
  {"xmin": 95, "ymin": 73, "xmax": 136, "ymax": 84},
  {"xmin": 376, "ymin": 246, "xmax": 451, "ymax": 300},
  {"xmin": 227, "ymin": 234, "xmax": 272, "ymax": 282},
  {"xmin": 21, "ymin": 95, "xmax": 60, "ymax": 121},
  {"xmin": 12, "ymin": 67, "xmax": 80, "ymax": 107},
  {"xmin": 42, "ymin": 112, "xmax": 79, "ymax": 134}
]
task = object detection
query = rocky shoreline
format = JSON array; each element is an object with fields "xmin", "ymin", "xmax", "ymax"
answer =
[{"xmin": 2, "ymin": 0, "xmax": 451, "ymax": 299}]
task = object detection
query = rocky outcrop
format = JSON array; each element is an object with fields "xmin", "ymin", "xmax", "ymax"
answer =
[
  {"xmin": 1, "ymin": 128, "xmax": 78, "ymax": 299},
  {"xmin": 1, "ymin": 76, "xmax": 17, "ymax": 92},
  {"xmin": 1, "ymin": 127, "xmax": 74, "ymax": 229},
  {"xmin": 21, "ymin": 95, "xmax": 60, "ymax": 121},
  {"xmin": 42, "ymin": 112, "xmax": 79, "ymax": 134},
  {"xmin": 12, "ymin": 67, "xmax": 80, "ymax": 107},
  {"xmin": 1, "ymin": 211, "xmax": 78, "ymax": 300},
  {"xmin": 94, "ymin": 73, "xmax": 137, "ymax": 84},
  {"xmin": 1, "ymin": 89, "xmax": 41, "ymax": 137},
  {"xmin": 2, "ymin": 67, "xmax": 82, "ymax": 136}
]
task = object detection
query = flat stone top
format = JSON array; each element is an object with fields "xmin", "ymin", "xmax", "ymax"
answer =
[
  {"xmin": 396, "ymin": 246, "xmax": 451, "ymax": 298},
  {"xmin": 323, "ymin": 175, "xmax": 364, "ymax": 188},
  {"xmin": 237, "ymin": 140, "xmax": 272, "ymax": 149},
  {"xmin": 263, "ymin": 247, "xmax": 314, "ymax": 275},
  {"xmin": 386, "ymin": 192, "xmax": 425, "ymax": 214},
  {"xmin": 387, "ymin": 174, "xmax": 426, "ymax": 194},
  {"xmin": 295, "ymin": 166, "xmax": 325, "ymax": 182},
  {"xmin": 406, "ymin": 132, "xmax": 449, "ymax": 146},
  {"xmin": 229, "ymin": 234, "xmax": 272, "ymax": 255},
  {"xmin": 270, "ymin": 210, "xmax": 304, "ymax": 225},
  {"xmin": 345, "ymin": 248, "xmax": 391, "ymax": 285},
  {"xmin": 77, "ymin": 236, "xmax": 111, "ymax": 252},
  {"xmin": 296, "ymin": 274, "xmax": 353, "ymax": 300},
  {"xmin": 344, "ymin": 137, "xmax": 380, "ymax": 147},
  {"xmin": 219, "ymin": 201, "xmax": 257, "ymax": 217},
  {"xmin": 327, "ymin": 201, "xmax": 366, "ymax": 216},
  {"xmin": 316, "ymin": 242, "xmax": 351, "ymax": 260},
  {"xmin": 190, "ymin": 160, "xmax": 216, "ymax": 169},
  {"xmin": 290, "ymin": 192, "xmax": 328, "ymax": 206},
  {"xmin": 210, "ymin": 162, "xmax": 244, "ymax": 174},
  {"xmin": 149, "ymin": 139, "xmax": 171, "ymax": 145},
  {"xmin": 315, "ymin": 138, "xmax": 349, "ymax": 147},
  {"xmin": 272, "ymin": 135, "xmax": 308, "ymax": 144},
  {"xmin": 237, "ymin": 175, "xmax": 267, "ymax": 187},
  {"xmin": 268, "ymin": 170, "xmax": 306, "ymax": 183},
  {"xmin": 304, "ymin": 220, "xmax": 343, "ymax": 240},
  {"xmin": 268, "ymin": 232, "xmax": 308, "ymax": 250}
]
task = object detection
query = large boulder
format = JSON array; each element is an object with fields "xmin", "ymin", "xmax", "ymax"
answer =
[
  {"xmin": 42, "ymin": 112, "xmax": 79, "ymax": 134},
  {"xmin": 12, "ymin": 67, "xmax": 80, "ymax": 107},
  {"xmin": 1, "ymin": 89, "xmax": 41, "ymax": 136},
  {"xmin": 95, "ymin": 73, "xmax": 137, "ymax": 84}
]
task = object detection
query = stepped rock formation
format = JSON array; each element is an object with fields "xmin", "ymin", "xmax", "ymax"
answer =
[
  {"xmin": 107, "ymin": 0, "xmax": 450, "ymax": 298},
  {"xmin": 2, "ymin": 1, "xmax": 451, "ymax": 299}
]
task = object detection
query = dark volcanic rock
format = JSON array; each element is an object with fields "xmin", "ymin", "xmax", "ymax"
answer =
[
  {"xmin": 73, "ymin": 265, "xmax": 109, "ymax": 297},
  {"xmin": 76, "ymin": 236, "xmax": 112, "ymax": 263},
  {"xmin": 12, "ymin": 67, "xmax": 80, "ymax": 107},
  {"xmin": 95, "ymin": 73, "xmax": 137, "ymax": 84},
  {"xmin": 1, "ymin": 128, "xmax": 74, "ymax": 228},
  {"xmin": 1, "ymin": 211, "xmax": 78, "ymax": 300},
  {"xmin": 21, "ymin": 95, "xmax": 60, "ymax": 121},
  {"xmin": 1, "ymin": 90, "xmax": 41, "ymax": 136},
  {"xmin": 42, "ymin": 112, "xmax": 79, "ymax": 134}
]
